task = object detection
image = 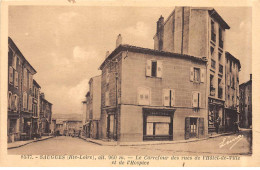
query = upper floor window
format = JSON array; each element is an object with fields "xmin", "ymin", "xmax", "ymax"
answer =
[
  {"xmin": 23, "ymin": 92, "xmax": 27, "ymax": 110},
  {"xmin": 163, "ymin": 89, "xmax": 175, "ymax": 107},
  {"xmin": 23, "ymin": 68, "xmax": 28, "ymax": 88},
  {"xmin": 146, "ymin": 60, "xmax": 162, "ymax": 78},
  {"xmin": 29, "ymin": 73, "xmax": 33, "ymax": 90},
  {"xmin": 12, "ymin": 54, "xmax": 17, "ymax": 70},
  {"xmin": 106, "ymin": 68, "xmax": 109, "ymax": 84},
  {"xmin": 105, "ymin": 91, "xmax": 109, "ymax": 106},
  {"xmin": 190, "ymin": 67, "xmax": 205, "ymax": 83},
  {"xmin": 211, "ymin": 20, "xmax": 216, "ymax": 42},
  {"xmin": 192, "ymin": 91, "xmax": 202, "ymax": 108},
  {"xmin": 137, "ymin": 87, "xmax": 150, "ymax": 105},
  {"xmin": 14, "ymin": 71, "xmax": 18, "ymax": 88},
  {"xmin": 8, "ymin": 91, "xmax": 12, "ymax": 110},
  {"xmin": 219, "ymin": 28, "xmax": 223, "ymax": 49},
  {"xmin": 9, "ymin": 66, "xmax": 14, "ymax": 84}
]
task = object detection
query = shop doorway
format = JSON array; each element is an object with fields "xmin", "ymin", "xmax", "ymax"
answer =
[
  {"xmin": 107, "ymin": 114, "xmax": 115, "ymax": 140},
  {"xmin": 185, "ymin": 117, "xmax": 204, "ymax": 140}
]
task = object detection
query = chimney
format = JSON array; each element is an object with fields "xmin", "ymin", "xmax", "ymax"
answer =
[
  {"xmin": 105, "ymin": 51, "xmax": 110, "ymax": 58},
  {"xmin": 41, "ymin": 93, "xmax": 45, "ymax": 99},
  {"xmin": 250, "ymin": 74, "xmax": 252, "ymax": 81},
  {"xmin": 116, "ymin": 34, "xmax": 122, "ymax": 48},
  {"xmin": 156, "ymin": 15, "xmax": 164, "ymax": 33}
]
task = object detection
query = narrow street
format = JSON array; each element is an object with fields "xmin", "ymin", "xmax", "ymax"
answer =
[{"xmin": 8, "ymin": 130, "xmax": 252, "ymax": 156}]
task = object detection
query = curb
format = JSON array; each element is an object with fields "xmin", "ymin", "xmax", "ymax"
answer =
[
  {"xmin": 8, "ymin": 136, "xmax": 54, "ymax": 150},
  {"xmin": 79, "ymin": 132, "xmax": 235, "ymax": 146}
]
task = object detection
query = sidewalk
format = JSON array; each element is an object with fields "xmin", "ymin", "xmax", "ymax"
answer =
[
  {"xmin": 8, "ymin": 136, "xmax": 54, "ymax": 149},
  {"xmin": 79, "ymin": 132, "xmax": 234, "ymax": 146}
]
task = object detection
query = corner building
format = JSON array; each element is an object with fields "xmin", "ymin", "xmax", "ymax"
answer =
[
  {"xmin": 153, "ymin": 7, "xmax": 230, "ymax": 134},
  {"xmin": 99, "ymin": 44, "xmax": 207, "ymax": 142}
]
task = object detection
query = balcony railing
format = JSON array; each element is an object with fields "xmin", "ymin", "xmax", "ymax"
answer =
[
  {"xmin": 219, "ymin": 64, "xmax": 223, "ymax": 74},
  {"xmin": 218, "ymin": 87, "xmax": 223, "ymax": 99},
  {"xmin": 211, "ymin": 59, "xmax": 216, "ymax": 69},
  {"xmin": 211, "ymin": 32, "xmax": 216, "ymax": 42},
  {"xmin": 210, "ymin": 86, "xmax": 215, "ymax": 96},
  {"xmin": 219, "ymin": 39, "xmax": 223, "ymax": 49}
]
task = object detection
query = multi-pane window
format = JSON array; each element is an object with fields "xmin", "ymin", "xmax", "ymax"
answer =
[
  {"xmin": 219, "ymin": 28, "xmax": 223, "ymax": 48},
  {"xmin": 29, "ymin": 74, "xmax": 33, "ymax": 90},
  {"xmin": 8, "ymin": 91, "xmax": 12, "ymax": 110},
  {"xmin": 190, "ymin": 67, "xmax": 204, "ymax": 83},
  {"xmin": 211, "ymin": 20, "xmax": 216, "ymax": 42},
  {"xmin": 137, "ymin": 87, "xmax": 150, "ymax": 105},
  {"xmin": 163, "ymin": 89, "xmax": 175, "ymax": 107},
  {"xmin": 146, "ymin": 60, "xmax": 162, "ymax": 78},
  {"xmin": 12, "ymin": 54, "xmax": 17, "ymax": 70}
]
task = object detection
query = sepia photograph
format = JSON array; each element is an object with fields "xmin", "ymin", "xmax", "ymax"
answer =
[{"xmin": 1, "ymin": 0, "xmax": 259, "ymax": 167}]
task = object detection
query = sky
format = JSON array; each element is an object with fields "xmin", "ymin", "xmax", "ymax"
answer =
[{"xmin": 8, "ymin": 6, "xmax": 252, "ymax": 115}]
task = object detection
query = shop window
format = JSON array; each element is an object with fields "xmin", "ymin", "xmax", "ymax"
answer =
[
  {"xmin": 190, "ymin": 67, "xmax": 205, "ymax": 83},
  {"xmin": 138, "ymin": 87, "xmax": 150, "ymax": 105},
  {"xmin": 163, "ymin": 89, "xmax": 175, "ymax": 107},
  {"xmin": 145, "ymin": 116, "xmax": 171, "ymax": 137},
  {"xmin": 146, "ymin": 60, "xmax": 162, "ymax": 78}
]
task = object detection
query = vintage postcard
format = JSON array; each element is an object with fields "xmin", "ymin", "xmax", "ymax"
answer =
[{"xmin": 0, "ymin": 0, "xmax": 259, "ymax": 167}]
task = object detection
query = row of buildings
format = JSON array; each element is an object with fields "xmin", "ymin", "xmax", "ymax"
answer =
[
  {"xmin": 51, "ymin": 114, "xmax": 82, "ymax": 136},
  {"xmin": 8, "ymin": 37, "xmax": 53, "ymax": 143},
  {"xmin": 81, "ymin": 6, "xmax": 252, "ymax": 142}
]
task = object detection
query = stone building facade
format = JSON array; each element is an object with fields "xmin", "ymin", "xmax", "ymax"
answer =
[
  {"xmin": 83, "ymin": 75, "xmax": 101, "ymax": 139},
  {"xmin": 8, "ymin": 37, "xmax": 37, "ymax": 142},
  {"xmin": 239, "ymin": 74, "xmax": 252, "ymax": 128},
  {"xmin": 224, "ymin": 52, "xmax": 241, "ymax": 131},
  {"xmin": 32, "ymin": 80, "xmax": 41, "ymax": 136},
  {"xmin": 39, "ymin": 93, "xmax": 53, "ymax": 135},
  {"xmin": 153, "ymin": 7, "xmax": 235, "ymax": 134},
  {"xmin": 99, "ymin": 43, "xmax": 207, "ymax": 142}
]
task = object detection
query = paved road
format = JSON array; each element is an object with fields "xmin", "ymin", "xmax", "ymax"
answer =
[{"xmin": 8, "ymin": 130, "xmax": 252, "ymax": 156}]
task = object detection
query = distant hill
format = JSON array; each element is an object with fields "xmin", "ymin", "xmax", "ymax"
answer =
[{"xmin": 52, "ymin": 113, "xmax": 82, "ymax": 121}]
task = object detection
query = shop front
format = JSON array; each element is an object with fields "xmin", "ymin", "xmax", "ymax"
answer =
[
  {"xmin": 208, "ymin": 98, "xmax": 225, "ymax": 134},
  {"xmin": 224, "ymin": 108, "xmax": 238, "ymax": 132},
  {"xmin": 143, "ymin": 108, "xmax": 175, "ymax": 141}
]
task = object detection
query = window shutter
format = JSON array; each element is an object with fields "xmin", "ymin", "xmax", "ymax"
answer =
[
  {"xmin": 171, "ymin": 89, "xmax": 175, "ymax": 107},
  {"xmin": 9, "ymin": 66, "xmax": 14, "ymax": 84},
  {"xmin": 138, "ymin": 87, "xmax": 150, "ymax": 105},
  {"xmin": 227, "ymin": 74, "xmax": 230, "ymax": 86},
  {"xmin": 163, "ymin": 89, "xmax": 170, "ymax": 106},
  {"xmin": 192, "ymin": 92, "xmax": 198, "ymax": 108},
  {"xmin": 198, "ymin": 92, "xmax": 202, "ymax": 108},
  {"xmin": 144, "ymin": 88, "xmax": 150, "ymax": 105},
  {"xmin": 15, "ymin": 96, "xmax": 18, "ymax": 111},
  {"xmin": 198, "ymin": 118, "xmax": 204, "ymax": 138},
  {"xmin": 185, "ymin": 117, "xmax": 190, "ymax": 140},
  {"xmin": 11, "ymin": 95, "xmax": 15, "ymax": 111},
  {"xmin": 190, "ymin": 67, "xmax": 194, "ymax": 82},
  {"xmin": 146, "ymin": 60, "xmax": 152, "ymax": 77},
  {"xmin": 105, "ymin": 91, "xmax": 109, "ymax": 106},
  {"xmin": 14, "ymin": 71, "xmax": 18, "ymax": 87},
  {"xmin": 24, "ymin": 68, "xmax": 27, "ymax": 88},
  {"xmin": 23, "ymin": 93, "xmax": 27, "ymax": 109},
  {"xmin": 200, "ymin": 68, "xmax": 205, "ymax": 83},
  {"xmin": 29, "ymin": 96, "xmax": 32, "ymax": 111},
  {"xmin": 157, "ymin": 60, "xmax": 163, "ymax": 78},
  {"xmin": 8, "ymin": 92, "xmax": 12, "ymax": 110},
  {"xmin": 12, "ymin": 54, "xmax": 17, "ymax": 70}
]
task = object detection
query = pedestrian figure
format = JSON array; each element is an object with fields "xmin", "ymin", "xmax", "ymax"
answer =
[
  {"xmin": 234, "ymin": 121, "xmax": 240, "ymax": 133},
  {"xmin": 215, "ymin": 116, "xmax": 221, "ymax": 134}
]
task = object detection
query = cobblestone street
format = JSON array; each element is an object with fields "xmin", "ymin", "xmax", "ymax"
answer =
[{"xmin": 8, "ymin": 130, "xmax": 252, "ymax": 156}]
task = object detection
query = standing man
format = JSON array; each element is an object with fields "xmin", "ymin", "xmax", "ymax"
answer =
[{"xmin": 215, "ymin": 116, "xmax": 221, "ymax": 133}]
